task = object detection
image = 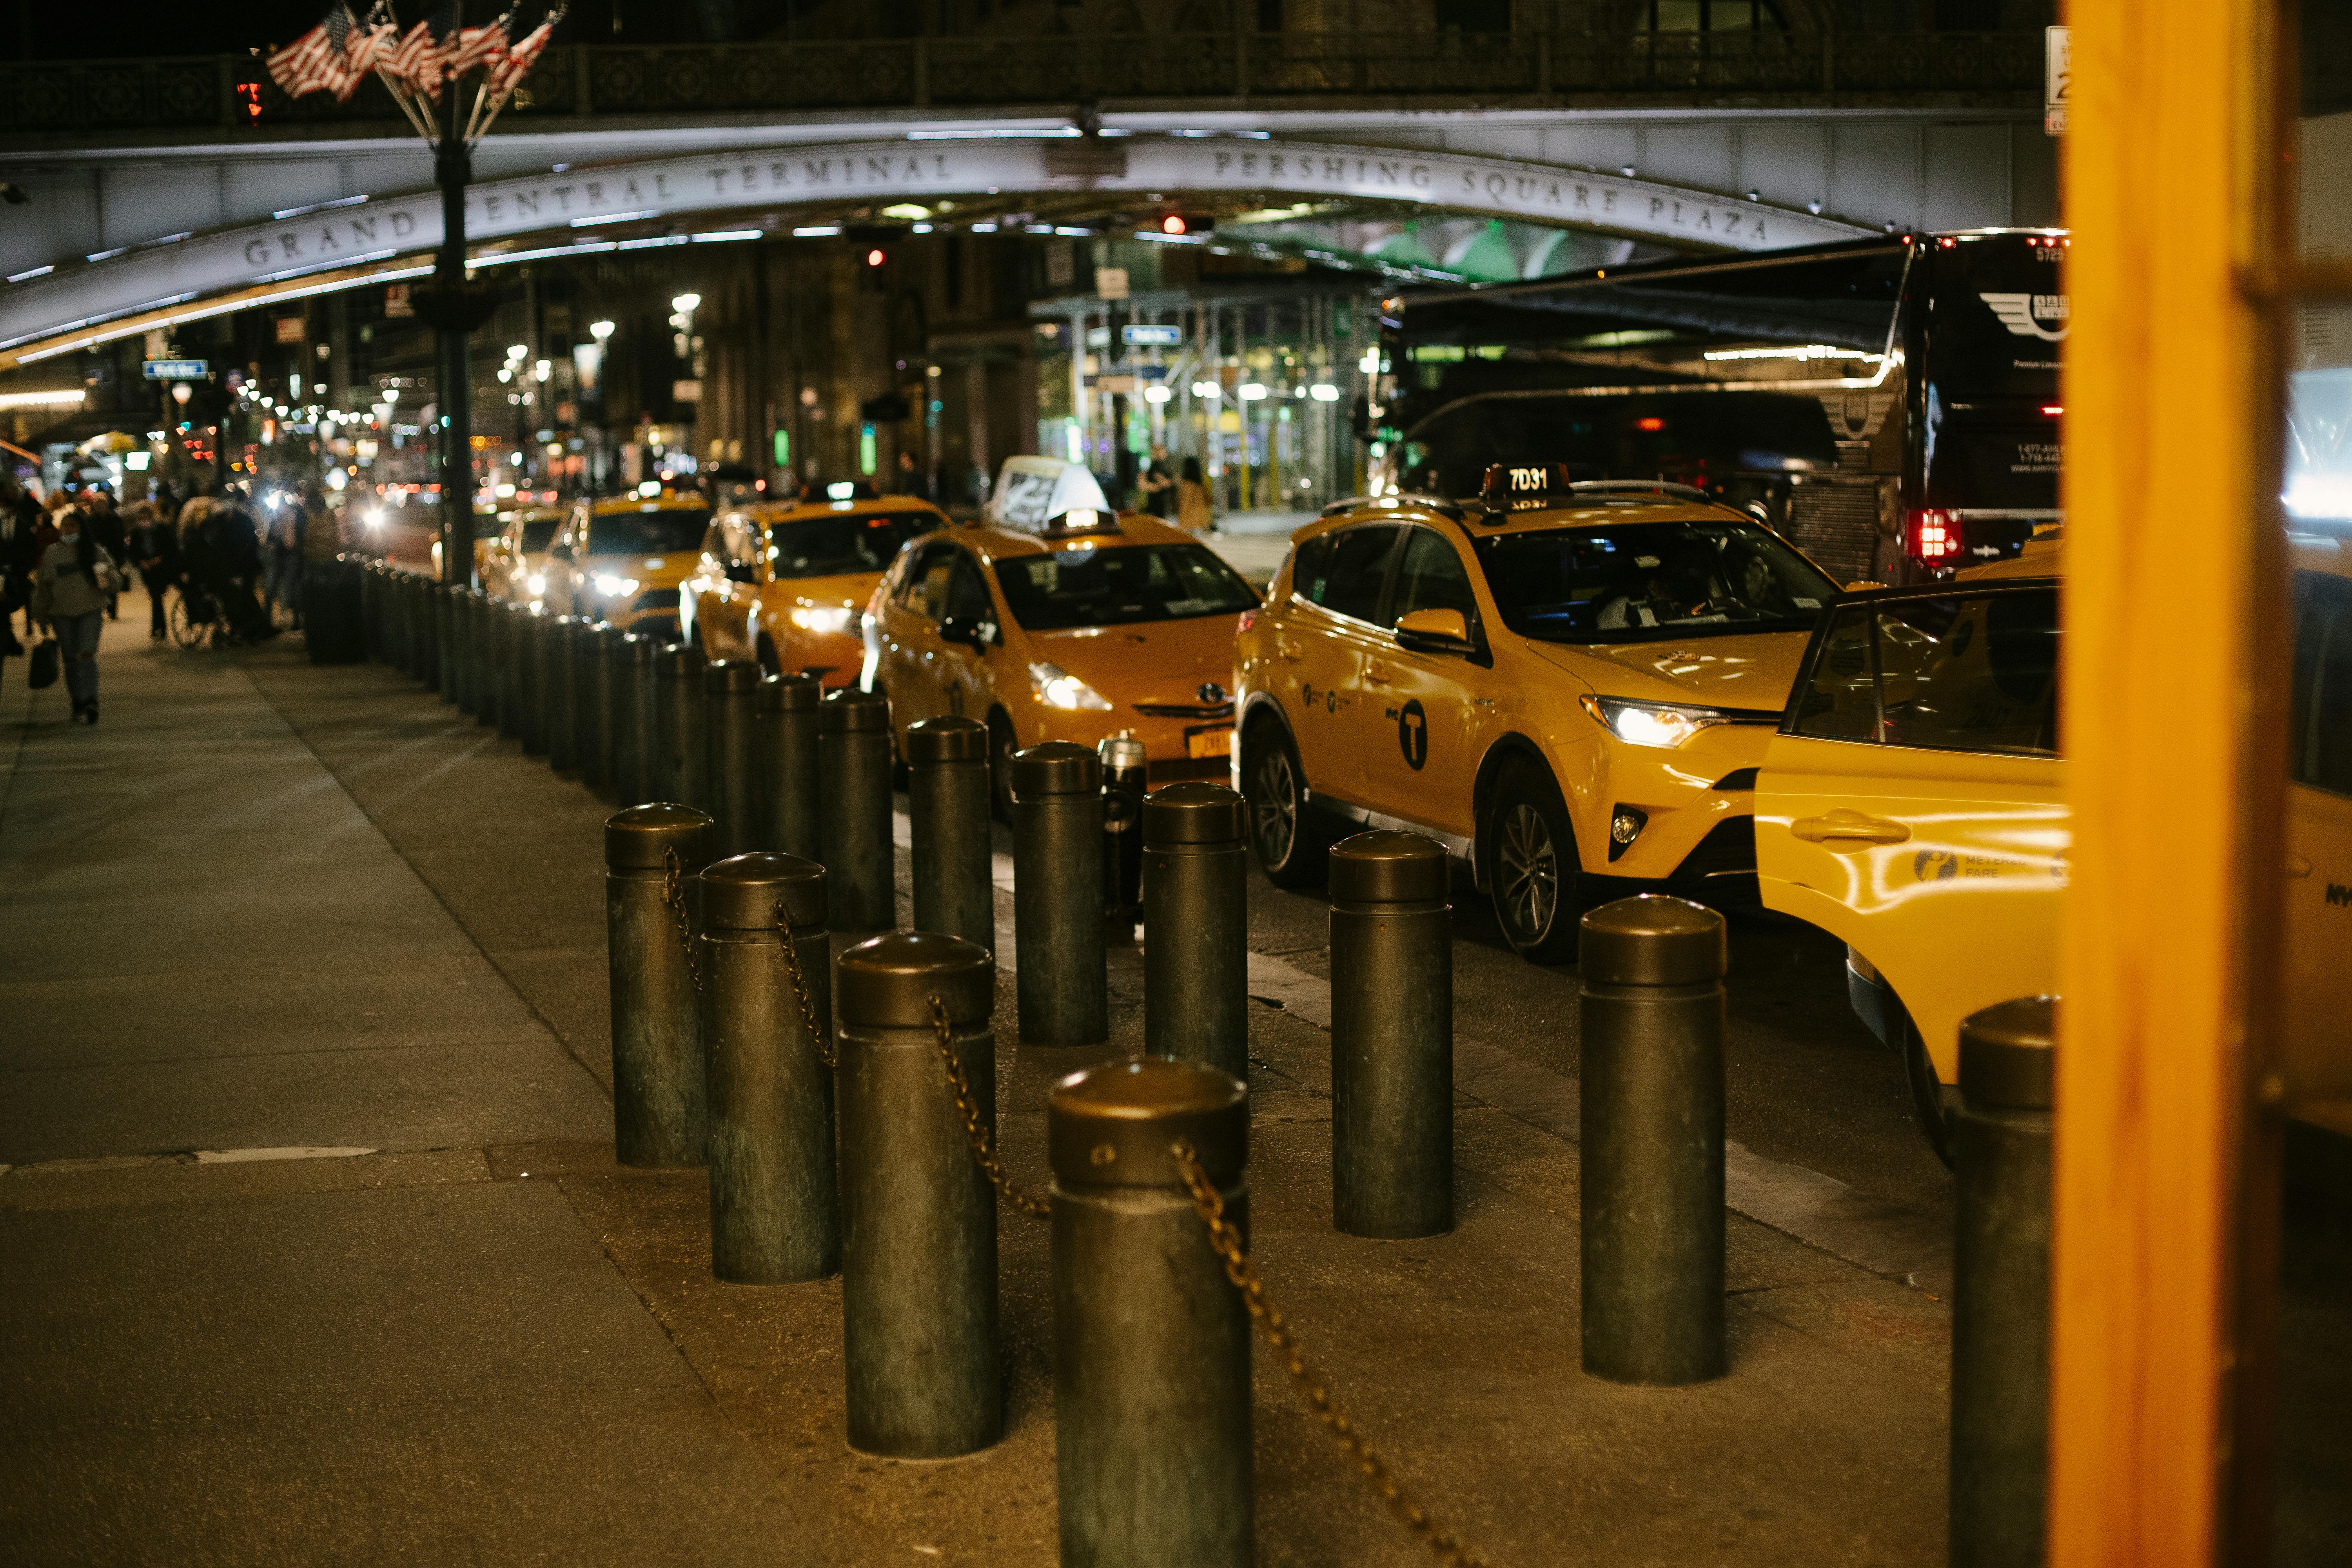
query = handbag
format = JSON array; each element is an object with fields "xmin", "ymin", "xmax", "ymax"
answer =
[{"xmin": 28, "ymin": 635, "xmax": 58, "ymax": 690}]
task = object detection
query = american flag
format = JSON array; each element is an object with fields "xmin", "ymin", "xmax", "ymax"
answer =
[
  {"xmin": 447, "ymin": 22, "xmax": 510, "ymax": 78},
  {"xmin": 336, "ymin": 19, "xmax": 396, "ymax": 102},
  {"xmin": 386, "ymin": 19, "xmax": 439, "ymax": 96},
  {"xmin": 486, "ymin": 18, "xmax": 556, "ymax": 97},
  {"xmin": 265, "ymin": 5, "xmax": 353, "ymax": 99}
]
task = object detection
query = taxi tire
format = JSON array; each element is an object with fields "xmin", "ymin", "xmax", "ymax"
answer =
[
  {"xmin": 1900, "ymin": 1013, "xmax": 1956, "ymax": 1168},
  {"xmin": 1243, "ymin": 720, "xmax": 1326, "ymax": 889},
  {"xmin": 1488, "ymin": 760, "xmax": 1583, "ymax": 965}
]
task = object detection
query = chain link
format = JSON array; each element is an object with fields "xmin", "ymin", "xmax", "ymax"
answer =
[
  {"xmin": 929, "ymin": 994, "xmax": 1051, "ymax": 1219},
  {"xmin": 772, "ymin": 898, "xmax": 834, "ymax": 1070},
  {"xmin": 659, "ymin": 846, "xmax": 706, "ymax": 994},
  {"xmin": 1171, "ymin": 1140, "xmax": 1490, "ymax": 1568}
]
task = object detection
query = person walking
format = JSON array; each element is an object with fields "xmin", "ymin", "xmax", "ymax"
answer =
[
  {"xmin": 263, "ymin": 491, "xmax": 302, "ymax": 628},
  {"xmin": 294, "ymin": 480, "xmax": 341, "ymax": 634},
  {"xmin": 0, "ymin": 475, "xmax": 40, "ymax": 642},
  {"xmin": 30, "ymin": 502, "xmax": 122, "ymax": 724},
  {"xmin": 125, "ymin": 498, "xmax": 178, "ymax": 641},
  {"xmin": 82, "ymin": 486, "xmax": 127, "ymax": 622},
  {"xmin": 1176, "ymin": 455, "xmax": 1216, "ymax": 534},
  {"xmin": 1138, "ymin": 443, "xmax": 1176, "ymax": 519}
]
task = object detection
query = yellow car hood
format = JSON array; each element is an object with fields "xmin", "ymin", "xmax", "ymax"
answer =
[
  {"xmin": 1524, "ymin": 630, "xmax": 1808, "ymax": 712},
  {"xmin": 585, "ymin": 552, "xmax": 696, "ymax": 588},
  {"xmin": 1026, "ymin": 615, "xmax": 1241, "ymax": 702}
]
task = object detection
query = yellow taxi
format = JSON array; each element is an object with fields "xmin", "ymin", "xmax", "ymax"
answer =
[
  {"xmin": 476, "ymin": 505, "xmax": 565, "ymax": 604},
  {"xmin": 862, "ymin": 486, "xmax": 1262, "ymax": 817},
  {"xmin": 679, "ymin": 489, "xmax": 948, "ymax": 687},
  {"xmin": 1234, "ymin": 465, "xmax": 1840, "ymax": 961},
  {"xmin": 1754, "ymin": 533, "xmax": 2352, "ymax": 1153},
  {"xmin": 541, "ymin": 493, "xmax": 712, "ymax": 632}
]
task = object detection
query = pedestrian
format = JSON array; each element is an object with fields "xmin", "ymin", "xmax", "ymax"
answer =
[
  {"xmin": 262, "ymin": 490, "xmax": 300, "ymax": 628},
  {"xmin": 1176, "ymin": 455, "xmax": 1216, "ymax": 534},
  {"xmin": 0, "ymin": 475, "xmax": 41, "ymax": 641},
  {"xmin": 1138, "ymin": 442, "xmax": 1176, "ymax": 518},
  {"xmin": 214, "ymin": 486, "xmax": 276, "ymax": 641},
  {"xmin": 81, "ymin": 485, "xmax": 127, "ymax": 621},
  {"xmin": 125, "ymin": 498, "xmax": 178, "ymax": 641},
  {"xmin": 30, "ymin": 501, "xmax": 122, "ymax": 724},
  {"xmin": 294, "ymin": 480, "xmax": 341, "ymax": 633}
]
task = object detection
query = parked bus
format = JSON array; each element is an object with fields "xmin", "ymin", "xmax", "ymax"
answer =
[{"xmin": 1367, "ymin": 229, "xmax": 2067, "ymax": 584}]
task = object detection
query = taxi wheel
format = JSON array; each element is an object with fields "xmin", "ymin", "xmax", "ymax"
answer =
[
  {"xmin": 1244, "ymin": 722, "xmax": 1325, "ymax": 889},
  {"xmin": 1901, "ymin": 1015, "xmax": 1956, "ymax": 1168},
  {"xmin": 1488, "ymin": 763, "xmax": 1582, "ymax": 965}
]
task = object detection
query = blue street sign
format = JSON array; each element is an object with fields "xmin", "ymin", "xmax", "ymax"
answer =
[
  {"xmin": 1121, "ymin": 324, "xmax": 1182, "ymax": 347},
  {"xmin": 142, "ymin": 359, "xmax": 207, "ymax": 380}
]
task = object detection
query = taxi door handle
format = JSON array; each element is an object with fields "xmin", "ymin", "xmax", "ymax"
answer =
[
  {"xmin": 2288, "ymin": 853, "xmax": 2313, "ymax": 879},
  {"xmin": 1791, "ymin": 811, "xmax": 1912, "ymax": 848},
  {"xmin": 1364, "ymin": 660, "xmax": 1394, "ymax": 685}
]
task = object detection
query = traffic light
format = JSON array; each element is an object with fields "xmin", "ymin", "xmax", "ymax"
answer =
[
  {"xmin": 236, "ymin": 78, "xmax": 263, "ymax": 126},
  {"xmin": 1157, "ymin": 212, "xmax": 1214, "ymax": 237}
]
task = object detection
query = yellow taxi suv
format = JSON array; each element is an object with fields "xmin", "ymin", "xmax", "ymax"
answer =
[
  {"xmin": 542, "ymin": 494, "xmax": 711, "ymax": 632},
  {"xmin": 477, "ymin": 504, "xmax": 565, "ymax": 605},
  {"xmin": 863, "ymin": 497, "xmax": 1262, "ymax": 817},
  {"xmin": 1755, "ymin": 534, "xmax": 2352, "ymax": 1156},
  {"xmin": 1234, "ymin": 465, "xmax": 1840, "ymax": 962},
  {"xmin": 679, "ymin": 492, "xmax": 948, "ymax": 688}
]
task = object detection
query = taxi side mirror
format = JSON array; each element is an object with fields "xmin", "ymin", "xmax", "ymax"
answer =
[{"xmin": 1394, "ymin": 606, "xmax": 1475, "ymax": 657}]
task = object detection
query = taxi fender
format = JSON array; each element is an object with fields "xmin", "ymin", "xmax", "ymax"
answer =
[{"xmin": 1469, "ymin": 728, "xmax": 1591, "ymax": 889}]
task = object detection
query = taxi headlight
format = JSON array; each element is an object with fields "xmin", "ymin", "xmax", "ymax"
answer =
[
  {"xmin": 1029, "ymin": 661, "xmax": 1114, "ymax": 712},
  {"xmin": 592, "ymin": 573, "xmax": 639, "ymax": 598},
  {"xmin": 1579, "ymin": 694, "xmax": 1733, "ymax": 748},
  {"xmin": 524, "ymin": 572, "xmax": 545, "ymax": 595},
  {"xmin": 790, "ymin": 605, "xmax": 858, "ymax": 635}
]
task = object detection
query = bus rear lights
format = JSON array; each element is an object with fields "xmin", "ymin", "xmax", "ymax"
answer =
[
  {"xmin": 2041, "ymin": 405, "xmax": 2064, "ymax": 416},
  {"xmin": 1634, "ymin": 416, "xmax": 1666, "ymax": 432},
  {"xmin": 1907, "ymin": 508, "xmax": 1961, "ymax": 561}
]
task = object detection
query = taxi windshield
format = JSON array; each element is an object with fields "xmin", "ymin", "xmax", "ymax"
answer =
[
  {"xmin": 586, "ymin": 509, "xmax": 710, "ymax": 555},
  {"xmin": 992, "ymin": 543, "xmax": 1260, "ymax": 631},
  {"xmin": 1473, "ymin": 517, "xmax": 1835, "ymax": 644},
  {"xmin": 518, "ymin": 519, "xmax": 560, "ymax": 553},
  {"xmin": 769, "ymin": 510, "xmax": 932, "ymax": 578}
]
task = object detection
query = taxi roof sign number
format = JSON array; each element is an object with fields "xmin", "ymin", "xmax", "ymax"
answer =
[{"xmin": 1479, "ymin": 462, "xmax": 1577, "ymax": 510}]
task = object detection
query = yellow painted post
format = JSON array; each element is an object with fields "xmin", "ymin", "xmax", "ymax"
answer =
[{"xmin": 2053, "ymin": 1, "xmax": 2291, "ymax": 1564}]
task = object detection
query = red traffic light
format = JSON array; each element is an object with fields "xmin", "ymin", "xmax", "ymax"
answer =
[
  {"xmin": 1161, "ymin": 214, "xmax": 1187, "ymax": 236},
  {"xmin": 865, "ymin": 247, "xmax": 886, "ymax": 267}
]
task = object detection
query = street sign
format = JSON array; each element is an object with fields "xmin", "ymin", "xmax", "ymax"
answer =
[
  {"xmin": 2045, "ymin": 25, "xmax": 2071, "ymax": 136},
  {"xmin": 142, "ymin": 359, "xmax": 206, "ymax": 380},
  {"xmin": 1122, "ymin": 324, "xmax": 1182, "ymax": 347}
]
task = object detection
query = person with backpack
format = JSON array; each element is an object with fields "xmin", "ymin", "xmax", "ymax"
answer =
[{"xmin": 30, "ymin": 502, "xmax": 122, "ymax": 724}]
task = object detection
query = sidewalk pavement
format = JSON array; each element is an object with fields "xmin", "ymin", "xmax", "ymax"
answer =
[{"xmin": 2, "ymin": 619, "xmax": 1953, "ymax": 1565}]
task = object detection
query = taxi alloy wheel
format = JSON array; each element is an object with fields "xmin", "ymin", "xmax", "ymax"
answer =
[
  {"xmin": 1245, "ymin": 722, "xmax": 1325, "ymax": 889},
  {"xmin": 1490, "ymin": 763, "xmax": 1581, "ymax": 964}
]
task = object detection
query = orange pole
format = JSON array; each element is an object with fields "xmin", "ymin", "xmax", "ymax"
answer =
[{"xmin": 2052, "ymin": 1, "xmax": 2289, "ymax": 1563}]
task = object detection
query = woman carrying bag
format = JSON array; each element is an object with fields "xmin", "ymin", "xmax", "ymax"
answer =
[{"xmin": 30, "ymin": 504, "xmax": 121, "ymax": 724}]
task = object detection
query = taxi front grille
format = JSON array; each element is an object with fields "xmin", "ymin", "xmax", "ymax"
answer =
[{"xmin": 1133, "ymin": 702, "xmax": 1234, "ymax": 720}]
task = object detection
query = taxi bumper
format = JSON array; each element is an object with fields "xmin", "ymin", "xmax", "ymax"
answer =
[{"xmin": 1010, "ymin": 699, "xmax": 1236, "ymax": 786}]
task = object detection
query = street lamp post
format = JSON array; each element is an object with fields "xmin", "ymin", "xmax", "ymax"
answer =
[{"xmin": 433, "ymin": 78, "xmax": 477, "ymax": 588}]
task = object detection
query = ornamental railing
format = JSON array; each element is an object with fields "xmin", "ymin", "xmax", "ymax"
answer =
[{"xmin": 0, "ymin": 31, "xmax": 2043, "ymax": 136}]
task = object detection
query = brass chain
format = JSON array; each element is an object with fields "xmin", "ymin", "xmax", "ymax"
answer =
[
  {"xmin": 772, "ymin": 898, "xmax": 834, "ymax": 1069},
  {"xmin": 1171, "ymin": 1140, "xmax": 1490, "ymax": 1568},
  {"xmin": 929, "ymin": 993, "xmax": 1051, "ymax": 1219},
  {"xmin": 659, "ymin": 846, "xmax": 706, "ymax": 994}
]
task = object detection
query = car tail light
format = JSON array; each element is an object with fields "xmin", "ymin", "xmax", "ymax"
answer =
[
  {"xmin": 1905, "ymin": 508, "xmax": 1962, "ymax": 562},
  {"xmin": 1236, "ymin": 609, "xmax": 1257, "ymax": 633}
]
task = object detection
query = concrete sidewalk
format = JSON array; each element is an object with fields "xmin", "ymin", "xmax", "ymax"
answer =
[{"xmin": 2, "ymin": 621, "xmax": 1952, "ymax": 1566}]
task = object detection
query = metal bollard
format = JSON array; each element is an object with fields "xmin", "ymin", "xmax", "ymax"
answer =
[
  {"xmin": 655, "ymin": 641, "xmax": 708, "ymax": 808},
  {"xmin": 603, "ymin": 803, "xmax": 715, "ymax": 1168},
  {"xmin": 1011, "ymin": 742, "xmax": 1107, "ymax": 1047},
  {"xmin": 499, "ymin": 601, "xmax": 528, "ymax": 741},
  {"xmin": 1098, "ymin": 734, "xmax": 1146, "ymax": 943},
  {"xmin": 703, "ymin": 660, "xmax": 762, "ymax": 858},
  {"xmin": 818, "ymin": 689, "xmax": 896, "ymax": 933},
  {"xmin": 1328, "ymin": 830, "xmax": 1452, "ymax": 1238},
  {"xmin": 697, "ymin": 851, "xmax": 836, "ymax": 1283},
  {"xmin": 1143, "ymin": 782, "xmax": 1250, "ymax": 1079},
  {"xmin": 1051, "ymin": 1058, "xmax": 1251, "ymax": 1566},
  {"xmin": 387, "ymin": 572, "xmax": 409, "ymax": 676},
  {"xmin": 836, "ymin": 931, "xmax": 1001, "ymax": 1456},
  {"xmin": 548, "ymin": 617, "xmax": 583, "ymax": 771},
  {"xmin": 454, "ymin": 589, "xmax": 479, "ymax": 717},
  {"xmin": 476, "ymin": 594, "xmax": 503, "ymax": 728},
  {"xmin": 360, "ymin": 563, "xmax": 379, "ymax": 661},
  {"xmin": 584, "ymin": 622, "xmax": 617, "ymax": 790},
  {"xmin": 906, "ymin": 716, "xmax": 995, "ymax": 953},
  {"xmin": 571, "ymin": 619, "xmax": 602, "ymax": 781},
  {"xmin": 524, "ymin": 606, "xmax": 555, "ymax": 757},
  {"xmin": 621, "ymin": 633, "xmax": 660, "ymax": 805},
  {"xmin": 1578, "ymin": 894, "xmax": 1727, "ymax": 1386},
  {"xmin": 436, "ymin": 583, "xmax": 458, "ymax": 702},
  {"xmin": 1949, "ymin": 996, "xmax": 2053, "ymax": 1568},
  {"xmin": 758, "ymin": 673, "xmax": 824, "ymax": 861}
]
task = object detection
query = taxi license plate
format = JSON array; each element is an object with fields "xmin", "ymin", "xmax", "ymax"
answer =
[{"xmin": 1185, "ymin": 724, "xmax": 1234, "ymax": 760}]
